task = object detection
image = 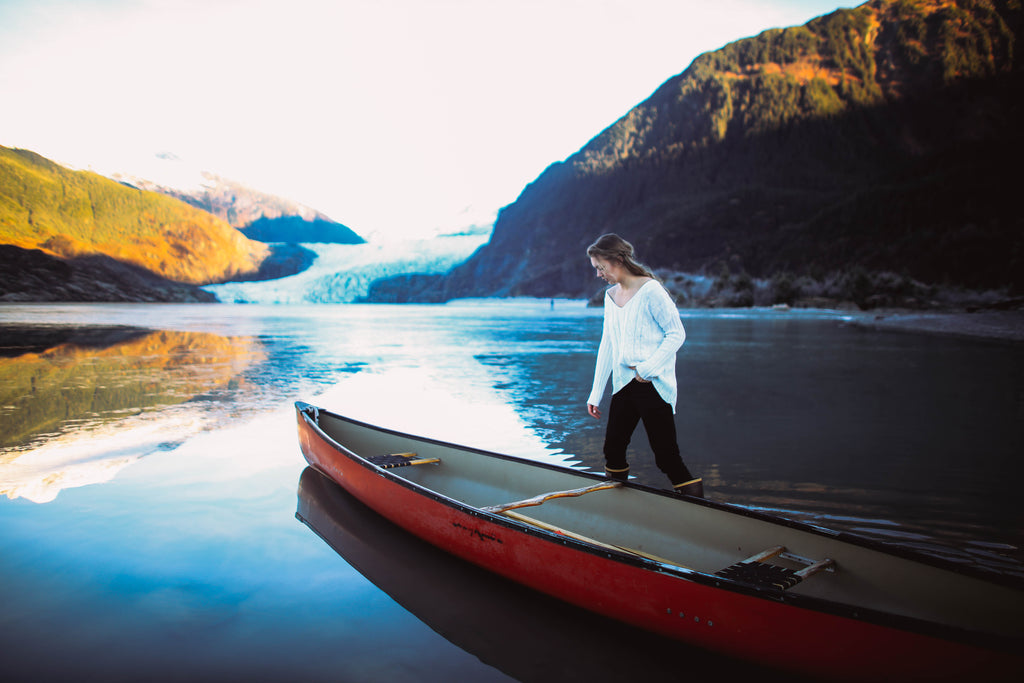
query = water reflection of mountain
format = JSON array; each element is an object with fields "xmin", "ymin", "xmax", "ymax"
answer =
[
  {"xmin": 295, "ymin": 467, "xmax": 780, "ymax": 682},
  {"xmin": 0, "ymin": 325, "xmax": 264, "ymax": 449},
  {"xmin": 0, "ymin": 324, "xmax": 265, "ymax": 502}
]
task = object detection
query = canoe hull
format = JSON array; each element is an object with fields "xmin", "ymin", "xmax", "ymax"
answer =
[{"xmin": 295, "ymin": 402, "xmax": 1021, "ymax": 681}]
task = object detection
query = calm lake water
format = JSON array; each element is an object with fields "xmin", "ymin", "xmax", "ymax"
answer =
[{"xmin": 1, "ymin": 301, "xmax": 1021, "ymax": 682}]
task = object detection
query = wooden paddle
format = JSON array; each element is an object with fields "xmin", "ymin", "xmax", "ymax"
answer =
[{"xmin": 481, "ymin": 481, "xmax": 622, "ymax": 514}]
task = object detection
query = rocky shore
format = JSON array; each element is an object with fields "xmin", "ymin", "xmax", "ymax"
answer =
[{"xmin": 649, "ymin": 268, "xmax": 1024, "ymax": 344}]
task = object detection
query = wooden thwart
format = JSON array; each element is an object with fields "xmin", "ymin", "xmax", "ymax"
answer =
[
  {"xmin": 369, "ymin": 452, "xmax": 441, "ymax": 469},
  {"xmin": 739, "ymin": 545, "xmax": 787, "ymax": 564},
  {"xmin": 481, "ymin": 481, "xmax": 622, "ymax": 514},
  {"xmin": 795, "ymin": 557, "xmax": 836, "ymax": 580}
]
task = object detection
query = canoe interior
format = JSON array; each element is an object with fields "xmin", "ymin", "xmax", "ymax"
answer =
[{"xmin": 304, "ymin": 405, "xmax": 1024, "ymax": 642}]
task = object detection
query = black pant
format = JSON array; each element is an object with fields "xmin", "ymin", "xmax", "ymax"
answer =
[{"xmin": 604, "ymin": 380, "xmax": 693, "ymax": 485}]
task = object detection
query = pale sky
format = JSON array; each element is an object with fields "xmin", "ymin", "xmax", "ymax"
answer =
[{"xmin": 0, "ymin": 0, "xmax": 850, "ymax": 239}]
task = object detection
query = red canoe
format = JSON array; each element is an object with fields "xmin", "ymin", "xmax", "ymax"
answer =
[{"xmin": 295, "ymin": 401, "xmax": 1023, "ymax": 681}]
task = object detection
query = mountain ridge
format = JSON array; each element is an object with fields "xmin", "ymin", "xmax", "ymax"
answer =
[
  {"xmin": 113, "ymin": 168, "xmax": 334, "ymax": 228},
  {"xmin": 112, "ymin": 164, "xmax": 364, "ymax": 245},
  {"xmin": 0, "ymin": 145, "xmax": 269, "ymax": 287},
  {"xmin": 369, "ymin": 0, "xmax": 1023, "ymax": 307}
]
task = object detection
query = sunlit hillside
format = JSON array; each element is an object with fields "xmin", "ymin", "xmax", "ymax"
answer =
[{"xmin": 0, "ymin": 146, "xmax": 269, "ymax": 285}]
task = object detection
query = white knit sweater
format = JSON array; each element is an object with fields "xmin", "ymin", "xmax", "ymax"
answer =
[{"xmin": 587, "ymin": 280, "xmax": 686, "ymax": 412}]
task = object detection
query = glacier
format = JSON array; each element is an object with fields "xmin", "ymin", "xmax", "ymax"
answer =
[{"xmin": 204, "ymin": 232, "xmax": 490, "ymax": 304}]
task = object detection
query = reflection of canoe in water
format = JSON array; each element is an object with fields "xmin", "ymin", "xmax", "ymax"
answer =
[
  {"xmin": 295, "ymin": 402, "xmax": 1023, "ymax": 681},
  {"xmin": 295, "ymin": 466, "xmax": 770, "ymax": 681}
]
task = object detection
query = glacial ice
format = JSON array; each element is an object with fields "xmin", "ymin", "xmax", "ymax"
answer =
[{"xmin": 204, "ymin": 232, "xmax": 490, "ymax": 304}]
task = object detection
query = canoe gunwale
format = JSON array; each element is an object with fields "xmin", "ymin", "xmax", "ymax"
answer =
[{"xmin": 295, "ymin": 401, "xmax": 1024, "ymax": 655}]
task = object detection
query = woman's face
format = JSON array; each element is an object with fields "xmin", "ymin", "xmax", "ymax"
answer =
[{"xmin": 590, "ymin": 256, "xmax": 618, "ymax": 284}]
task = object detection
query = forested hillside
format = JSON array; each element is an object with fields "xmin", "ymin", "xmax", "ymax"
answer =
[
  {"xmin": 375, "ymin": 0, "xmax": 1023, "ymax": 307},
  {"xmin": 0, "ymin": 146, "xmax": 269, "ymax": 286}
]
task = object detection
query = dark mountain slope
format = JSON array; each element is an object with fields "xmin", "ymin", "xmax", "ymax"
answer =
[
  {"xmin": 239, "ymin": 215, "xmax": 364, "ymax": 244},
  {"xmin": 0, "ymin": 245, "xmax": 216, "ymax": 302},
  {"xmin": 380, "ymin": 0, "xmax": 1023, "ymax": 304}
]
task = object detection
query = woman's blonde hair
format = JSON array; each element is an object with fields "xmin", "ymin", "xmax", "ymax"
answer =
[{"xmin": 586, "ymin": 233, "xmax": 657, "ymax": 279}]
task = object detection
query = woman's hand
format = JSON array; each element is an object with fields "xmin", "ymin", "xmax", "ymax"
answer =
[
  {"xmin": 587, "ymin": 403, "xmax": 602, "ymax": 419},
  {"xmin": 629, "ymin": 366, "xmax": 651, "ymax": 383}
]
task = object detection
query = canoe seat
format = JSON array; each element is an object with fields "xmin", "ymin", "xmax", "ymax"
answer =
[
  {"xmin": 369, "ymin": 452, "xmax": 441, "ymax": 469},
  {"xmin": 717, "ymin": 561, "xmax": 804, "ymax": 590},
  {"xmin": 717, "ymin": 545, "xmax": 834, "ymax": 591}
]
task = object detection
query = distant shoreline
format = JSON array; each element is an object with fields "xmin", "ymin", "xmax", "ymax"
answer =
[
  {"xmin": 2, "ymin": 298, "xmax": 1021, "ymax": 343},
  {"xmin": 840, "ymin": 309, "xmax": 1024, "ymax": 344},
  {"xmin": 675, "ymin": 304, "xmax": 1024, "ymax": 344}
]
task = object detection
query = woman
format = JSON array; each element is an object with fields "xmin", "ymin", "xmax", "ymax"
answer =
[{"xmin": 585, "ymin": 234, "xmax": 703, "ymax": 498}]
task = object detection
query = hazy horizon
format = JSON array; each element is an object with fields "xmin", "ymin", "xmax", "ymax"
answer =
[{"xmin": 0, "ymin": 0, "xmax": 851, "ymax": 239}]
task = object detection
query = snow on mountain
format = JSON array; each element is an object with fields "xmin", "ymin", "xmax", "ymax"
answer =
[
  {"xmin": 102, "ymin": 151, "xmax": 211, "ymax": 194},
  {"xmin": 102, "ymin": 152, "xmax": 341, "ymax": 228},
  {"xmin": 204, "ymin": 232, "xmax": 490, "ymax": 303}
]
